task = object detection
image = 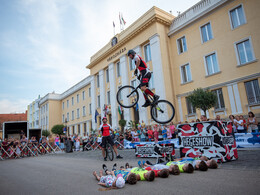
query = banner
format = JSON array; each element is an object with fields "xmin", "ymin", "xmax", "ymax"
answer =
[
  {"xmin": 177, "ymin": 120, "xmax": 238, "ymax": 162},
  {"xmin": 124, "ymin": 139, "xmax": 179, "ymax": 149},
  {"xmin": 235, "ymin": 133, "xmax": 260, "ymax": 148},
  {"xmin": 135, "ymin": 143, "xmax": 175, "ymax": 158}
]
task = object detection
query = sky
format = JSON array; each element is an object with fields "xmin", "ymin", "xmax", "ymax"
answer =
[{"xmin": 0, "ymin": 0, "xmax": 200, "ymax": 114}]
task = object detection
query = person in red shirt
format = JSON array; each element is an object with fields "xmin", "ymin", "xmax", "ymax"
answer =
[
  {"xmin": 147, "ymin": 126, "xmax": 154, "ymax": 142},
  {"xmin": 153, "ymin": 125, "xmax": 159, "ymax": 143},
  {"xmin": 99, "ymin": 117, "xmax": 123, "ymax": 161}
]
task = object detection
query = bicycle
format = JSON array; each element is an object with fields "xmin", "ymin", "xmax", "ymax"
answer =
[
  {"xmin": 116, "ymin": 79, "xmax": 175, "ymax": 124},
  {"xmin": 104, "ymin": 138, "xmax": 114, "ymax": 161}
]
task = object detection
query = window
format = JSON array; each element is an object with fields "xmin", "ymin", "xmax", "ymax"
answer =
[
  {"xmin": 245, "ymin": 80, "xmax": 260, "ymax": 105},
  {"xmin": 62, "ymin": 114, "xmax": 65, "ymax": 123},
  {"xmin": 213, "ymin": 89, "xmax": 225, "ymax": 110},
  {"xmin": 117, "ymin": 62, "xmax": 121, "ymax": 77},
  {"xmin": 97, "ymin": 74, "xmax": 100, "ymax": 88},
  {"xmin": 186, "ymin": 97, "xmax": 196, "ymax": 115},
  {"xmin": 131, "ymin": 79, "xmax": 137, "ymax": 88},
  {"xmin": 72, "ymin": 97, "xmax": 74, "ymax": 106},
  {"xmin": 67, "ymin": 100, "xmax": 69, "ymax": 108},
  {"xmin": 89, "ymin": 103, "xmax": 92, "ymax": 114},
  {"xmin": 77, "ymin": 108, "xmax": 80, "ymax": 119},
  {"xmin": 97, "ymin": 95, "xmax": 101, "ymax": 108},
  {"xmin": 67, "ymin": 112, "xmax": 69, "ymax": 122},
  {"xmin": 144, "ymin": 44, "xmax": 151, "ymax": 62},
  {"xmin": 89, "ymin": 87, "xmax": 91, "ymax": 97},
  {"xmin": 177, "ymin": 36, "xmax": 187, "ymax": 54},
  {"xmin": 72, "ymin": 111, "xmax": 74, "ymax": 120},
  {"xmin": 77, "ymin": 94, "xmax": 79, "ymax": 103},
  {"xmin": 200, "ymin": 22, "xmax": 213, "ymax": 43},
  {"xmin": 204, "ymin": 53, "xmax": 219, "ymax": 75},
  {"xmin": 235, "ymin": 38, "xmax": 255, "ymax": 65},
  {"xmin": 82, "ymin": 91, "xmax": 85, "ymax": 100},
  {"xmin": 83, "ymin": 106, "xmax": 86, "ymax": 116},
  {"xmin": 180, "ymin": 63, "xmax": 192, "ymax": 83},
  {"xmin": 129, "ymin": 57, "xmax": 135, "ymax": 71},
  {"xmin": 229, "ymin": 5, "xmax": 246, "ymax": 29},
  {"xmin": 106, "ymin": 69, "xmax": 109, "ymax": 83},
  {"xmin": 62, "ymin": 102, "xmax": 64, "ymax": 110},
  {"xmin": 118, "ymin": 86, "xmax": 122, "ymax": 101},
  {"xmin": 107, "ymin": 91, "xmax": 111, "ymax": 105}
]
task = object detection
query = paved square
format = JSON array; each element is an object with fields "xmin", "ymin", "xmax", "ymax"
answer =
[{"xmin": 0, "ymin": 149, "xmax": 260, "ymax": 195}]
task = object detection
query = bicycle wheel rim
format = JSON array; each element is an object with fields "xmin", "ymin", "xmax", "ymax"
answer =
[
  {"xmin": 117, "ymin": 85, "xmax": 139, "ymax": 108},
  {"xmin": 151, "ymin": 100, "xmax": 175, "ymax": 124},
  {"xmin": 106, "ymin": 145, "xmax": 114, "ymax": 161}
]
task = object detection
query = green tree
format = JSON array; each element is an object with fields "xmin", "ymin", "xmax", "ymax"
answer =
[
  {"xmin": 119, "ymin": 119, "xmax": 126, "ymax": 133},
  {"xmin": 187, "ymin": 88, "xmax": 217, "ymax": 116},
  {"xmin": 51, "ymin": 124, "xmax": 64, "ymax": 135},
  {"xmin": 42, "ymin": 130, "xmax": 50, "ymax": 137}
]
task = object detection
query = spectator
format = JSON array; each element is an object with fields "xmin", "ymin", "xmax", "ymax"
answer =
[
  {"xmin": 228, "ymin": 115, "xmax": 236, "ymax": 133},
  {"xmin": 240, "ymin": 115, "xmax": 247, "ymax": 132},
  {"xmin": 196, "ymin": 119, "xmax": 200, "ymax": 122},
  {"xmin": 200, "ymin": 115, "xmax": 207, "ymax": 122},
  {"xmin": 141, "ymin": 120, "xmax": 146, "ymax": 129},
  {"xmin": 153, "ymin": 125, "xmax": 159, "ymax": 143},
  {"xmin": 166, "ymin": 125, "xmax": 172, "ymax": 140},
  {"xmin": 140, "ymin": 128, "xmax": 146, "ymax": 142},
  {"xmin": 234, "ymin": 115, "xmax": 245, "ymax": 133},
  {"xmin": 162, "ymin": 126, "xmax": 167, "ymax": 141},
  {"xmin": 169, "ymin": 122, "xmax": 176, "ymax": 139},
  {"xmin": 215, "ymin": 115, "xmax": 221, "ymax": 121},
  {"xmin": 75, "ymin": 136, "xmax": 80, "ymax": 151},
  {"xmin": 247, "ymin": 111, "xmax": 258, "ymax": 133},
  {"xmin": 55, "ymin": 135, "xmax": 60, "ymax": 147},
  {"xmin": 20, "ymin": 135, "xmax": 28, "ymax": 146},
  {"xmin": 20, "ymin": 130, "xmax": 25, "ymax": 140},
  {"xmin": 147, "ymin": 126, "xmax": 153, "ymax": 142},
  {"xmin": 137, "ymin": 127, "xmax": 141, "ymax": 142},
  {"xmin": 60, "ymin": 135, "xmax": 65, "ymax": 151}
]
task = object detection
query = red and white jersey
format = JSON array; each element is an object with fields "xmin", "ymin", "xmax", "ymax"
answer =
[{"xmin": 99, "ymin": 123, "xmax": 112, "ymax": 137}]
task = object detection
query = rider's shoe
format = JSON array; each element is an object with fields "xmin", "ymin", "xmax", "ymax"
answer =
[
  {"xmin": 112, "ymin": 163, "xmax": 117, "ymax": 171},
  {"xmin": 142, "ymin": 100, "xmax": 151, "ymax": 107},
  {"xmin": 153, "ymin": 95, "xmax": 160, "ymax": 102},
  {"xmin": 104, "ymin": 157, "xmax": 107, "ymax": 161},
  {"xmin": 116, "ymin": 155, "xmax": 123, "ymax": 159}
]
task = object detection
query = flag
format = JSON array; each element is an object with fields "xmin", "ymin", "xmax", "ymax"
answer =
[
  {"xmin": 118, "ymin": 105, "xmax": 122, "ymax": 115},
  {"xmin": 113, "ymin": 21, "xmax": 115, "ymax": 28},
  {"xmin": 136, "ymin": 103, "xmax": 139, "ymax": 111},
  {"xmin": 95, "ymin": 109, "xmax": 99, "ymax": 123},
  {"xmin": 119, "ymin": 12, "xmax": 126, "ymax": 25}
]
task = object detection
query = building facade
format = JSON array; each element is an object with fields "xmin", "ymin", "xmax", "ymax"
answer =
[{"xmin": 29, "ymin": 0, "xmax": 260, "ymax": 136}]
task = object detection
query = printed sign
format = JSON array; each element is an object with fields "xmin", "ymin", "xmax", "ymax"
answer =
[{"xmin": 135, "ymin": 143, "xmax": 175, "ymax": 158}]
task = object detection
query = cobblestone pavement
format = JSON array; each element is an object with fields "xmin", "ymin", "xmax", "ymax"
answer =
[{"xmin": 0, "ymin": 148, "xmax": 260, "ymax": 195}]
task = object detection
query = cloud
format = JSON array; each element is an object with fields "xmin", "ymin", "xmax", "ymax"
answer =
[{"xmin": 0, "ymin": 98, "xmax": 29, "ymax": 114}]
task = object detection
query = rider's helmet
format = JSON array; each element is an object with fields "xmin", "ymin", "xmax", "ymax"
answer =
[
  {"xmin": 127, "ymin": 49, "xmax": 136, "ymax": 56},
  {"xmin": 102, "ymin": 117, "xmax": 107, "ymax": 121}
]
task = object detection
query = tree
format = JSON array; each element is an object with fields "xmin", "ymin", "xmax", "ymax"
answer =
[
  {"xmin": 119, "ymin": 119, "xmax": 126, "ymax": 133},
  {"xmin": 51, "ymin": 124, "xmax": 64, "ymax": 135},
  {"xmin": 187, "ymin": 88, "xmax": 217, "ymax": 117},
  {"xmin": 42, "ymin": 130, "xmax": 50, "ymax": 137}
]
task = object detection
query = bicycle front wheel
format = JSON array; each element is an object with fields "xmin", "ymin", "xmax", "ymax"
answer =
[
  {"xmin": 151, "ymin": 100, "xmax": 175, "ymax": 124},
  {"xmin": 106, "ymin": 144, "xmax": 114, "ymax": 161},
  {"xmin": 116, "ymin": 85, "xmax": 139, "ymax": 108}
]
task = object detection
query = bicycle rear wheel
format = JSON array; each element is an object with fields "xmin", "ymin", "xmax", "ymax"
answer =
[
  {"xmin": 106, "ymin": 143, "xmax": 114, "ymax": 161},
  {"xmin": 150, "ymin": 100, "xmax": 175, "ymax": 124},
  {"xmin": 117, "ymin": 85, "xmax": 139, "ymax": 108}
]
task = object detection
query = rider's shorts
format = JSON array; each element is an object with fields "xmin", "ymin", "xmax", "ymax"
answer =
[
  {"xmin": 140, "ymin": 72, "xmax": 151, "ymax": 87},
  {"xmin": 101, "ymin": 136, "xmax": 114, "ymax": 148}
]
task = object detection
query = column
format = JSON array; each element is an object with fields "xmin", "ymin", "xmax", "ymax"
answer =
[
  {"xmin": 178, "ymin": 97, "xmax": 183, "ymax": 122},
  {"xmin": 87, "ymin": 120, "xmax": 90, "ymax": 135},
  {"xmin": 134, "ymin": 46, "xmax": 148, "ymax": 124},
  {"xmin": 109, "ymin": 62, "xmax": 118, "ymax": 129},
  {"xmin": 90, "ymin": 76, "xmax": 97, "ymax": 130},
  {"xmin": 120, "ymin": 55, "xmax": 131, "ymax": 124},
  {"xmin": 80, "ymin": 123, "xmax": 83, "ymax": 137},
  {"xmin": 233, "ymin": 83, "xmax": 243, "ymax": 113},
  {"xmin": 99, "ymin": 70, "xmax": 105, "ymax": 117},
  {"xmin": 149, "ymin": 34, "xmax": 166, "ymax": 100}
]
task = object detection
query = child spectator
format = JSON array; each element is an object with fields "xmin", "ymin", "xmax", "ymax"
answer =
[{"xmin": 247, "ymin": 111, "xmax": 258, "ymax": 133}]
